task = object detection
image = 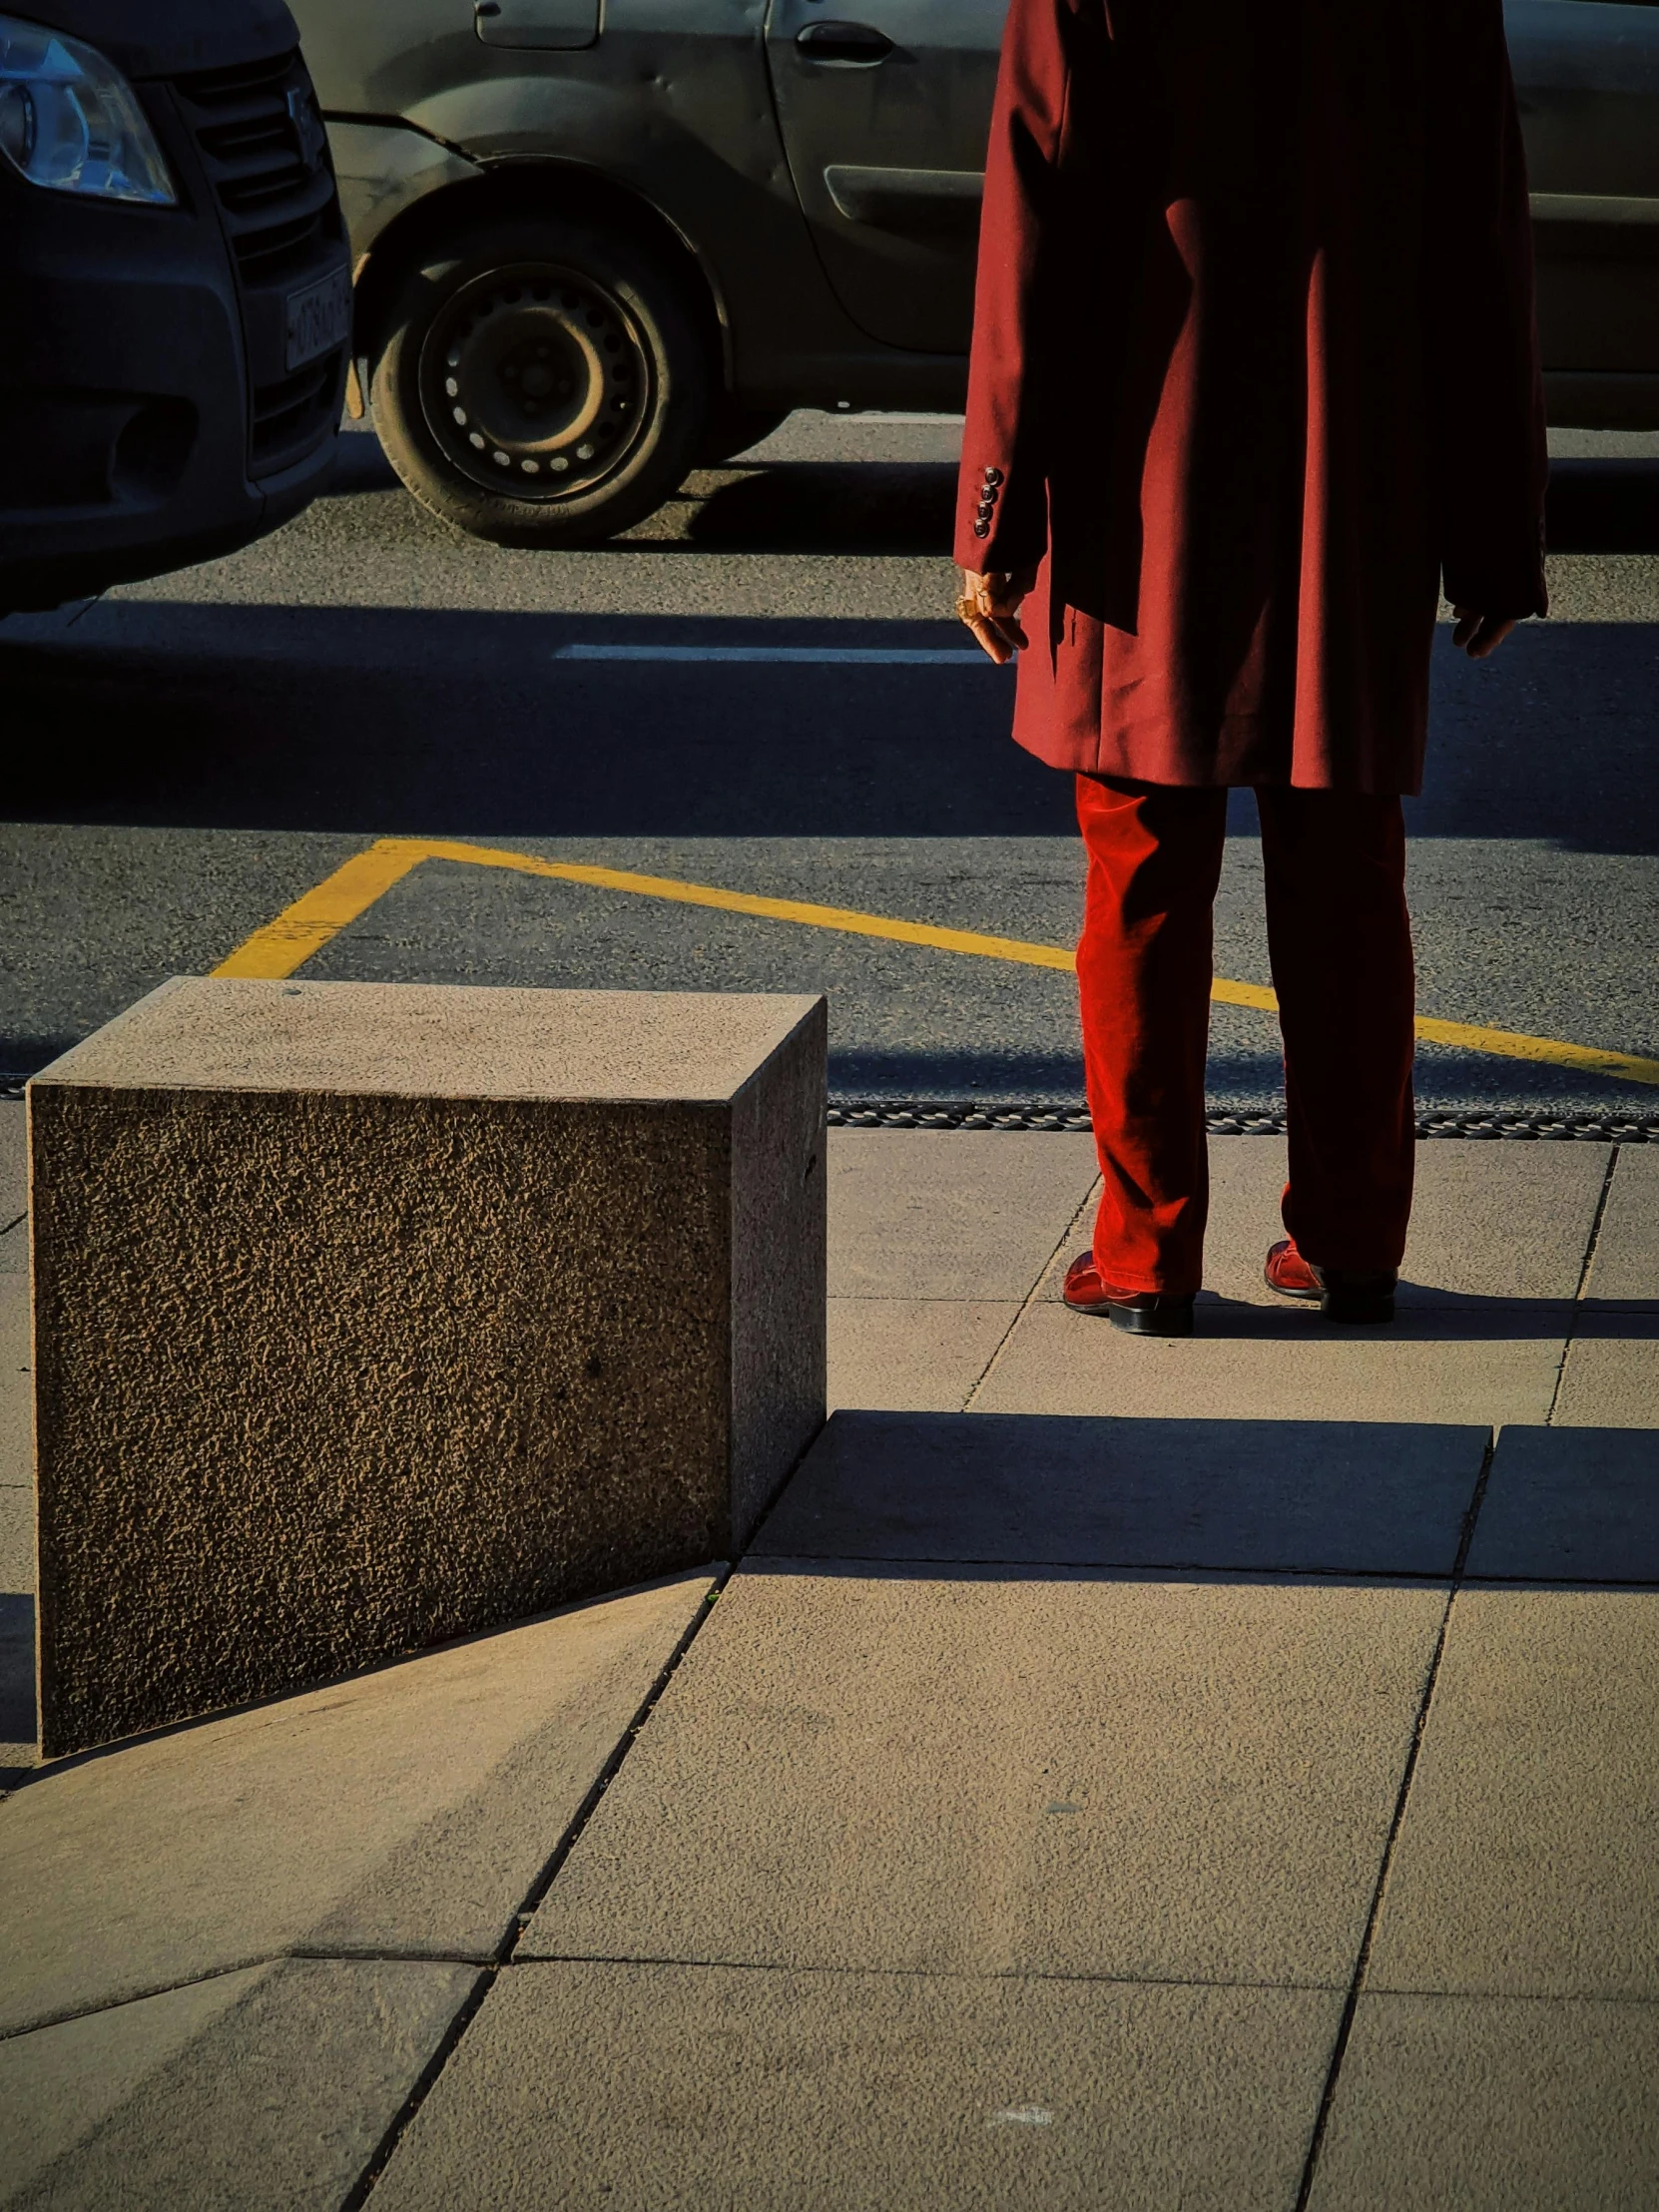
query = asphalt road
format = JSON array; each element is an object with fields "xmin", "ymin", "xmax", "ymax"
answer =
[{"xmin": 3, "ymin": 413, "xmax": 1657, "ymax": 1115}]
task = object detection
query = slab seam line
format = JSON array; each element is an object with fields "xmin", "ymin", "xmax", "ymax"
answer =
[
  {"xmin": 962, "ymin": 1178, "xmax": 1103, "ymax": 1411},
  {"xmin": 1292, "ymin": 1428, "xmax": 1496, "ymax": 2211},
  {"xmin": 210, "ymin": 836, "xmax": 1659, "ymax": 1089},
  {"xmin": 339, "ymin": 1568, "xmax": 731, "ymax": 2208},
  {"xmin": 1544, "ymin": 1144, "xmax": 1620, "ymax": 1426}
]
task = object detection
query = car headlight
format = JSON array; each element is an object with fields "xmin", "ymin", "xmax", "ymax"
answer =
[{"xmin": 0, "ymin": 13, "xmax": 176, "ymax": 206}]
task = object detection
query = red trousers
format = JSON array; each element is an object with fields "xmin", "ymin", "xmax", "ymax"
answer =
[{"xmin": 1075, "ymin": 777, "xmax": 1416, "ymax": 1294}]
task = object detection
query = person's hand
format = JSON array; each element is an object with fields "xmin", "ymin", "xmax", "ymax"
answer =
[
  {"xmin": 1452, "ymin": 608, "xmax": 1517, "ymax": 660},
  {"xmin": 957, "ymin": 567, "xmax": 1037, "ymax": 664}
]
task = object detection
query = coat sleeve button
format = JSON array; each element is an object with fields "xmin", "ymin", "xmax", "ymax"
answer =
[{"xmin": 972, "ymin": 520, "xmax": 990, "ymax": 538}]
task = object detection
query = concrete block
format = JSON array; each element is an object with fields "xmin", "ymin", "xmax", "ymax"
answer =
[
  {"xmin": 827, "ymin": 1300, "xmax": 1018, "ymax": 1412},
  {"xmin": 829, "ymin": 1130, "xmax": 1097, "ymax": 1300},
  {"xmin": 1466, "ymin": 1424, "xmax": 1659, "ymax": 1581},
  {"xmin": 976, "ymin": 1302, "xmax": 1565, "ymax": 1424},
  {"xmin": 1584, "ymin": 1143, "xmax": 1659, "ymax": 1305},
  {"xmin": 0, "ymin": 1957, "xmax": 476, "ymax": 2211},
  {"xmin": 1551, "ymin": 1319, "xmax": 1659, "ymax": 1426},
  {"xmin": 525, "ymin": 1565, "xmax": 1443, "ymax": 1986},
  {"xmin": 28, "ymin": 976, "xmax": 824, "ymax": 1754},
  {"xmin": 0, "ymin": 1569, "xmax": 713, "ymax": 2037},
  {"xmin": 1366, "ymin": 1587, "xmax": 1659, "ymax": 1999},
  {"xmin": 1308, "ymin": 1993, "xmax": 1659, "ymax": 2212},
  {"xmin": 370, "ymin": 1960, "xmax": 1340, "ymax": 2212},
  {"xmin": 756, "ymin": 1409, "xmax": 1486, "ymax": 1574}
]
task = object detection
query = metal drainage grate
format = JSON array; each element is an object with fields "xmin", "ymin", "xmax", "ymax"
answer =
[{"xmin": 827, "ymin": 1101, "xmax": 1658, "ymax": 1141}]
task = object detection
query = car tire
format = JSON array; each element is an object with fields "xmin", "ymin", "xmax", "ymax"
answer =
[
  {"xmin": 692, "ymin": 399, "xmax": 790, "ymax": 468},
  {"xmin": 368, "ymin": 212, "xmax": 709, "ymax": 546}
]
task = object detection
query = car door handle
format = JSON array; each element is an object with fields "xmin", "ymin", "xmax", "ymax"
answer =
[{"xmin": 796, "ymin": 21, "xmax": 894, "ymax": 64}]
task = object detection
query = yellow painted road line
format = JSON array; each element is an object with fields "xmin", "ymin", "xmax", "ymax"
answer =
[
  {"xmin": 214, "ymin": 835, "xmax": 1659, "ymax": 1088},
  {"xmin": 213, "ymin": 841, "xmax": 426, "ymax": 977}
]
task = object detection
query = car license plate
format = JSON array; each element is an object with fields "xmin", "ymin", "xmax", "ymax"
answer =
[{"xmin": 284, "ymin": 266, "xmax": 351, "ymax": 373}]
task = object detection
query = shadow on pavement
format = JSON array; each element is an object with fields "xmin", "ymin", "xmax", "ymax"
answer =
[
  {"xmin": 750, "ymin": 1408, "xmax": 1659, "ymax": 1583},
  {"xmin": 3, "ymin": 607, "xmax": 1657, "ymax": 852}
]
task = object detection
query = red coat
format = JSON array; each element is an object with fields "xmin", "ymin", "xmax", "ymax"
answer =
[{"xmin": 956, "ymin": 0, "xmax": 1548, "ymax": 794}]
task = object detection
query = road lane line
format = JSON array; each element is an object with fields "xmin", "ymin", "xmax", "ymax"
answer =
[
  {"xmin": 552, "ymin": 646, "xmax": 994, "ymax": 665},
  {"xmin": 214, "ymin": 836, "xmax": 1659, "ymax": 1088},
  {"xmin": 212, "ymin": 841, "xmax": 426, "ymax": 977}
]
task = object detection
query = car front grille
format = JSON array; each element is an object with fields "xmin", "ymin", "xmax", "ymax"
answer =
[
  {"xmin": 172, "ymin": 49, "xmax": 346, "ymax": 475},
  {"xmin": 249, "ymin": 358, "xmax": 339, "ymax": 474}
]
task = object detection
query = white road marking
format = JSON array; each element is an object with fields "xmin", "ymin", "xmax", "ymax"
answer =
[
  {"xmin": 552, "ymin": 645, "xmax": 994, "ymax": 665},
  {"xmin": 986, "ymin": 2107, "xmax": 1055, "ymax": 2127}
]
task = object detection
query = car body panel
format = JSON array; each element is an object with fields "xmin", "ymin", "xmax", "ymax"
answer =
[
  {"xmin": 1509, "ymin": 0, "xmax": 1659, "ymax": 412},
  {"xmin": 328, "ymin": 120, "xmax": 482, "ymax": 261},
  {"xmin": 297, "ymin": 0, "xmax": 1659, "ymax": 426},
  {"xmin": 763, "ymin": 0, "xmax": 1001, "ymax": 351}
]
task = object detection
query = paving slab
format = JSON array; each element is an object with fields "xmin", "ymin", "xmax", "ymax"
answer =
[
  {"xmin": 0, "ymin": 1276, "xmax": 27, "ymax": 1491},
  {"xmin": 1466, "ymin": 1425, "xmax": 1659, "ymax": 1581},
  {"xmin": 0, "ymin": 1966, "xmax": 264, "ymax": 2201},
  {"xmin": 1551, "ymin": 1317, "xmax": 1659, "ymax": 1425},
  {"xmin": 0, "ymin": 1597, "xmax": 32, "ymax": 1781},
  {"xmin": 756, "ymin": 1409, "xmax": 1486, "ymax": 1574},
  {"xmin": 1584, "ymin": 1143, "xmax": 1659, "ymax": 1306},
  {"xmin": 977, "ymin": 1303, "xmax": 1565, "ymax": 1423},
  {"xmin": 0, "ymin": 1486, "xmax": 28, "ymax": 1596},
  {"xmin": 1307, "ymin": 1992, "xmax": 1659, "ymax": 2212},
  {"xmin": 1037, "ymin": 1138, "xmax": 1607, "ymax": 1310},
  {"xmin": 0, "ymin": 1099, "xmax": 23, "ymax": 1230},
  {"xmin": 0, "ymin": 1224, "xmax": 22, "ymax": 1277},
  {"xmin": 828, "ymin": 1130, "xmax": 1097, "ymax": 1300},
  {"xmin": 370, "ymin": 1960, "xmax": 1339, "ymax": 2212},
  {"xmin": 0, "ymin": 1570, "xmax": 713, "ymax": 2036},
  {"xmin": 1366, "ymin": 1587, "xmax": 1659, "ymax": 1999},
  {"xmin": 0, "ymin": 1957, "xmax": 476, "ymax": 2212},
  {"xmin": 525, "ymin": 1565, "xmax": 1443, "ymax": 1986},
  {"xmin": 828, "ymin": 1300, "xmax": 1017, "ymax": 1412}
]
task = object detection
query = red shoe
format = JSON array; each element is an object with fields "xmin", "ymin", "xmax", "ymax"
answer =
[
  {"xmin": 1265, "ymin": 1239, "xmax": 1396, "ymax": 1325},
  {"xmin": 1063, "ymin": 1251, "xmax": 1195, "ymax": 1337}
]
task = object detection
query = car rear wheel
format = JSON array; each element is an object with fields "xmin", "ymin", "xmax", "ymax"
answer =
[{"xmin": 369, "ymin": 213, "xmax": 709, "ymax": 546}]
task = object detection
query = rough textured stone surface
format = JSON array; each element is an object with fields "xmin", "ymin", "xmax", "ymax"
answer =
[
  {"xmin": 524, "ymin": 1565, "xmax": 1443, "ymax": 1986},
  {"xmin": 1467, "ymin": 1425, "xmax": 1659, "ymax": 1581},
  {"xmin": 0, "ymin": 1958, "xmax": 476, "ymax": 2211},
  {"xmin": 1308, "ymin": 1993, "xmax": 1659, "ymax": 2211},
  {"xmin": 28, "ymin": 977, "xmax": 824, "ymax": 1754},
  {"xmin": 371, "ymin": 1961, "xmax": 1340, "ymax": 2212},
  {"xmin": 756, "ymin": 1409, "xmax": 1486, "ymax": 1574},
  {"xmin": 0, "ymin": 1571, "xmax": 714, "ymax": 2036},
  {"xmin": 1366, "ymin": 1587, "xmax": 1659, "ymax": 1999}
]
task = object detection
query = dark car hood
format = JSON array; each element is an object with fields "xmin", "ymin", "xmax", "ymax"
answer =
[{"xmin": 6, "ymin": 0, "xmax": 300, "ymax": 78}]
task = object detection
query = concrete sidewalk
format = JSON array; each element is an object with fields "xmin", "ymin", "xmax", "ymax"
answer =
[{"xmin": 2, "ymin": 1109, "xmax": 1656, "ymax": 2207}]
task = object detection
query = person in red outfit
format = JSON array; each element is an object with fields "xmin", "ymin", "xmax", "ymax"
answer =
[{"xmin": 956, "ymin": 0, "xmax": 1547, "ymax": 1335}]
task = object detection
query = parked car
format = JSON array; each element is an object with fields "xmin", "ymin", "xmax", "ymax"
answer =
[
  {"xmin": 0, "ymin": 0, "xmax": 348, "ymax": 613},
  {"xmin": 293, "ymin": 0, "xmax": 1659, "ymax": 547}
]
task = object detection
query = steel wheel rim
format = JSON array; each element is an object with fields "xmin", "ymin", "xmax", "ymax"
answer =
[{"xmin": 419, "ymin": 262, "xmax": 652, "ymax": 500}]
